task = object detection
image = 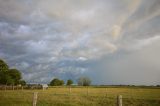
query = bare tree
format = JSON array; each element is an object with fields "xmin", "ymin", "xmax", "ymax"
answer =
[{"xmin": 77, "ymin": 77, "xmax": 91, "ymax": 86}]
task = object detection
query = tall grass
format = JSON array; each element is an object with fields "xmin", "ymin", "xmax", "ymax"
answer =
[{"xmin": 0, "ymin": 87, "xmax": 160, "ymax": 106}]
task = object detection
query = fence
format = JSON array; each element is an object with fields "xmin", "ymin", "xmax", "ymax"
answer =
[
  {"xmin": 0, "ymin": 86, "xmax": 159, "ymax": 106},
  {"xmin": 32, "ymin": 91, "xmax": 122, "ymax": 106},
  {"xmin": 0, "ymin": 85, "xmax": 24, "ymax": 90},
  {"xmin": 0, "ymin": 85, "xmax": 42, "ymax": 90}
]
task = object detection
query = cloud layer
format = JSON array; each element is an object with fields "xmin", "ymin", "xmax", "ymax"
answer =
[{"xmin": 0, "ymin": 0, "xmax": 160, "ymax": 85}]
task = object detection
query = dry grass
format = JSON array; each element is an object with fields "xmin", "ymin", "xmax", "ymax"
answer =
[{"xmin": 0, "ymin": 87, "xmax": 160, "ymax": 106}]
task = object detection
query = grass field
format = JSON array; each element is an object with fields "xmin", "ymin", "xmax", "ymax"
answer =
[{"xmin": 0, "ymin": 86, "xmax": 160, "ymax": 106}]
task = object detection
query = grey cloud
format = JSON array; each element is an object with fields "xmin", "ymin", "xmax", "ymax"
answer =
[
  {"xmin": 0, "ymin": 0, "xmax": 159, "ymax": 85},
  {"xmin": 122, "ymin": 0, "xmax": 160, "ymax": 39}
]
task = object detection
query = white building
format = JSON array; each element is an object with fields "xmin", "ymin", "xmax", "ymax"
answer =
[{"xmin": 42, "ymin": 84, "xmax": 48, "ymax": 90}]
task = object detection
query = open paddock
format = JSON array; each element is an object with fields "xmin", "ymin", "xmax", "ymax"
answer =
[{"xmin": 0, "ymin": 86, "xmax": 160, "ymax": 106}]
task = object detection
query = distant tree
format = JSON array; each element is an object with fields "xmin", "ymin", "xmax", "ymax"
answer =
[
  {"xmin": 19, "ymin": 80, "xmax": 26, "ymax": 86},
  {"xmin": 156, "ymin": 85, "xmax": 160, "ymax": 87},
  {"xmin": 60, "ymin": 80, "xmax": 64, "ymax": 85},
  {"xmin": 0, "ymin": 59, "xmax": 9, "ymax": 72},
  {"xmin": 77, "ymin": 77, "xmax": 91, "ymax": 86},
  {"xmin": 0, "ymin": 59, "xmax": 25, "ymax": 85},
  {"xmin": 8, "ymin": 69, "xmax": 21, "ymax": 85},
  {"xmin": 0, "ymin": 71, "xmax": 8, "ymax": 84},
  {"xmin": 50, "ymin": 78, "xmax": 64, "ymax": 86},
  {"xmin": 0, "ymin": 59, "xmax": 9, "ymax": 84},
  {"xmin": 77, "ymin": 77, "xmax": 84, "ymax": 86},
  {"xmin": 6, "ymin": 75, "xmax": 15, "ymax": 85},
  {"xmin": 66, "ymin": 79, "xmax": 73, "ymax": 86}
]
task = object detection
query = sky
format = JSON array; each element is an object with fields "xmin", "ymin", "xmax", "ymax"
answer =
[{"xmin": 0, "ymin": 0, "xmax": 160, "ymax": 85}]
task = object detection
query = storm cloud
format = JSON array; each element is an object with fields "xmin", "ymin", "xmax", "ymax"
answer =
[{"xmin": 0, "ymin": 0, "xmax": 160, "ymax": 85}]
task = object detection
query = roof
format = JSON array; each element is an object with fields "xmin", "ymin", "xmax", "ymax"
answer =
[{"xmin": 42, "ymin": 84, "xmax": 48, "ymax": 87}]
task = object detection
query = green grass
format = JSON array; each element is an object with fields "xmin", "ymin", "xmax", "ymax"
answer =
[{"xmin": 0, "ymin": 87, "xmax": 160, "ymax": 106}]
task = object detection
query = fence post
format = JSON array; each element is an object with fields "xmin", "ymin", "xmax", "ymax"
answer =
[
  {"xmin": 33, "ymin": 92, "xmax": 38, "ymax": 106},
  {"xmin": 69, "ymin": 86, "xmax": 71, "ymax": 94},
  {"xmin": 105, "ymin": 88, "xmax": 108, "ymax": 97},
  {"xmin": 87, "ymin": 87, "xmax": 89, "ymax": 95},
  {"xmin": 117, "ymin": 95, "xmax": 122, "ymax": 106},
  {"xmin": 4, "ymin": 85, "xmax": 6, "ymax": 91},
  {"xmin": 13, "ymin": 85, "xmax": 14, "ymax": 90}
]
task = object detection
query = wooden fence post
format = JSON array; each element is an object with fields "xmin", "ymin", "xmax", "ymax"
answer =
[
  {"xmin": 106, "ymin": 88, "xmax": 108, "ymax": 97},
  {"xmin": 4, "ymin": 85, "xmax": 6, "ymax": 91},
  {"xmin": 69, "ymin": 86, "xmax": 71, "ymax": 94},
  {"xmin": 33, "ymin": 92, "xmax": 38, "ymax": 106},
  {"xmin": 87, "ymin": 87, "xmax": 89, "ymax": 95},
  {"xmin": 13, "ymin": 85, "xmax": 14, "ymax": 90},
  {"xmin": 117, "ymin": 95, "xmax": 122, "ymax": 106}
]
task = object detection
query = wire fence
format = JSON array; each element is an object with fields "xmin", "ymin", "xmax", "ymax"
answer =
[{"xmin": 0, "ymin": 86, "xmax": 160, "ymax": 106}]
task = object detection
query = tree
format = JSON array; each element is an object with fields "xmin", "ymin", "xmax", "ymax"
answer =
[
  {"xmin": 77, "ymin": 77, "xmax": 84, "ymax": 86},
  {"xmin": 0, "ymin": 59, "xmax": 24, "ymax": 85},
  {"xmin": 0, "ymin": 59, "xmax": 9, "ymax": 72},
  {"xmin": 77, "ymin": 77, "xmax": 91, "ymax": 86},
  {"xmin": 8, "ymin": 69, "xmax": 21, "ymax": 85},
  {"xmin": 19, "ymin": 80, "xmax": 26, "ymax": 86},
  {"xmin": 6, "ymin": 75, "xmax": 14, "ymax": 85},
  {"xmin": 0, "ymin": 59, "xmax": 9, "ymax": 84},
  {"xmin": 0, "ymin": 71, "xmax": 9, "ymax": 84},
  {"xmin": 50, "ymin": 78, "xmax": 64, "ymax": 86},
  {"xmin": 66, "ymin": 79, "xmax": 73, "ymax": 86}
]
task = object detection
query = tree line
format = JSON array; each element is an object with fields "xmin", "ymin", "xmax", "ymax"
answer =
[{"xmin": 50, "ymin": 77, "xmax": 91, "ymax": 86}]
